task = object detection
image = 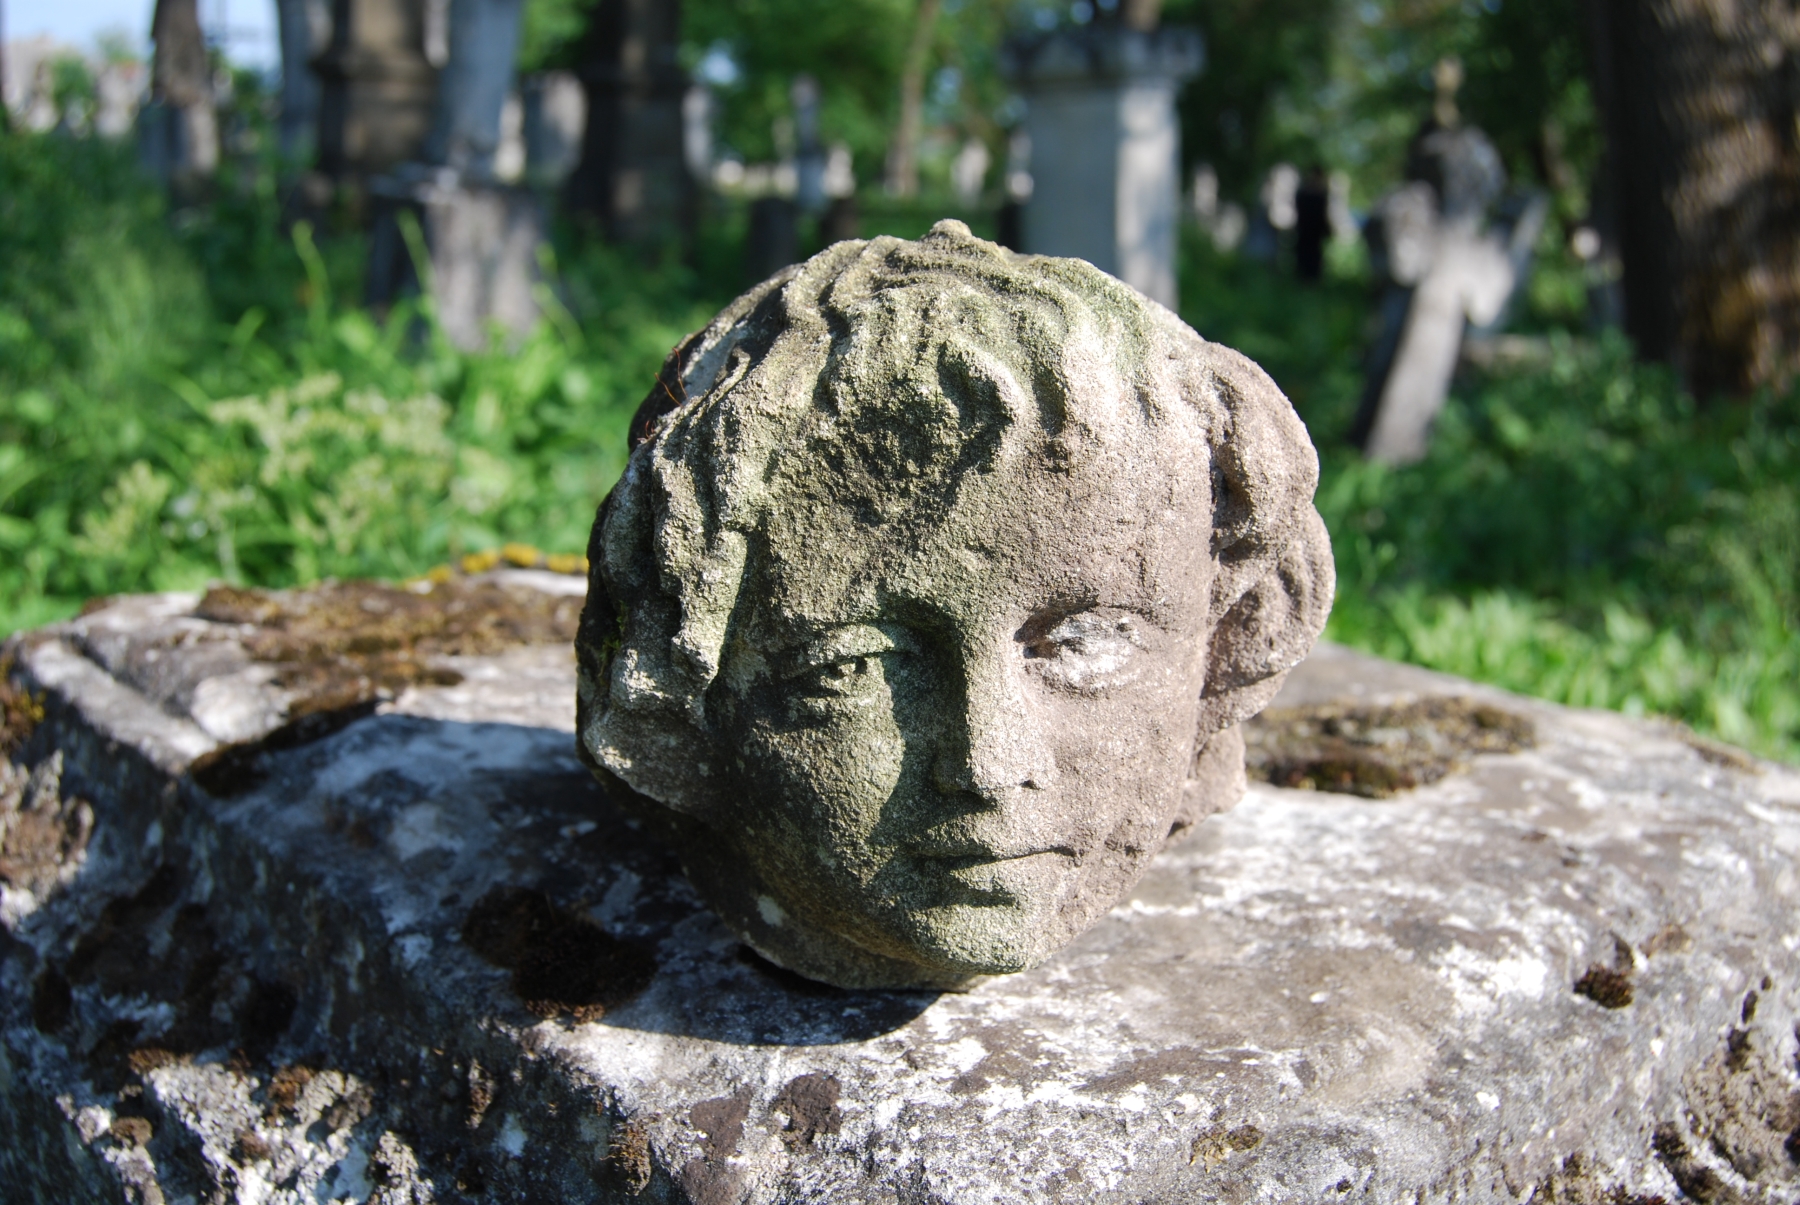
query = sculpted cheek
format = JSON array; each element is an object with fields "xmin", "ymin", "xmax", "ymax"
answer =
[{"xmin": 742, "ymin": 709, "xmax": 908, "ymax": 880}]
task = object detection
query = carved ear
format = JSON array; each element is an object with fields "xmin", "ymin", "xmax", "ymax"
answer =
[{"xmin": 1196, "ymin": 506, "xmax": 1335, "ymax": 737}]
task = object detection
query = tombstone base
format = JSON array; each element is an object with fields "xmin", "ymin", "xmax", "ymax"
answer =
[{"xmin": 3, "ymin": 578, "xmax": 1799, "ymax": 1203}]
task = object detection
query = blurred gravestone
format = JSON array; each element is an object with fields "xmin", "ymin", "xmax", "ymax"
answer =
[
  {"xmin": 1294, "ymin": 165, "xmax": 1329, "ymax": 281},
  {"xmin": 792, "ymin": 75, "xmax": 826, "ymax": 215},
  {"xmin": 1351, "ymin": 60, "xmax": 1536, "ymax": 465},
  {"xmin": 565, "ymin": 0, "xmax": 692, "ymax": 246},
  {"xmin": 746, "ymin": 195, "xmax": 799, "ymax": 284},
  {"xmin": 274, "ymin": 0, "xmax": 328, "ymax": 161},
  {"xmin": 366, "ymin": 171, "xmax": 543, "ymax": 348},
  {"xmin": 425, "ymin": 0, "xmax": 524, "ymax": 176},
  {"xmin": 313, "ymin": 0, "xmax": 438, "ymax": 185},
  {"xmin": 144, "ymin": 0, "xmax": 218, "ymax": 190},
  {"xmin": 521, "ymin": 72, "xmax": 586, "ymax": 185},
  {"xmin": 362, "ymin": 0, "xmax": 542, "ymax": 349},
  {"xmin": 1004, "ymin": 17, "xmax": 1201, "ymax": 309}
]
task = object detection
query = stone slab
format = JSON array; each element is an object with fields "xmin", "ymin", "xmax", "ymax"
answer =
[{"xmin": 3, "ymin": 579, "xmax": 1799, "ymax": 1203}]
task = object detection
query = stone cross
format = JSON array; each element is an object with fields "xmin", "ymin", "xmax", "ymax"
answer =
[{"xmin": 1352, "ymin": 66, "xmax": 1526, "ymax": 465}]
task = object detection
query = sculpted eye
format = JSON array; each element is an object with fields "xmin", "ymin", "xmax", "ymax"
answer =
[
  {"xmin": 784, "ymin": 625, "xmax": 913, "ymax": 707},
  {"xmin": 1021, "ymin": 610, "xmax": 1147, "ymax": 692},
  {"xmin": 797, "ymin": 655, "xmax": 883, "ymax": 695}
]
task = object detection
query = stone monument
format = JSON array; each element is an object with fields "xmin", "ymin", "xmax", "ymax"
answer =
[
  {"xmin": 1351, "ymin": 58, "xmax": 1545, "ymax": 466},
  {"xmin": 563, "ymin": 0, "xmax": 692, "ymax": 246},
  {"xmin": 313, "ymin": 0, "xmax": 439, "ymax": 183},
  {"xmin": 363, "ymin": 0, "xmax": 543, "ymax": 349},
  {"xmin": 576, "ymin": 220, "xmax": 1335, "ymax": 990},
  {"xmin": 1002, "ymin": 18, "xmax": 1202, "ymax": 309}
]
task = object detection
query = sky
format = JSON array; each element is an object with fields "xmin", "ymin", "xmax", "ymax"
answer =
[{"xmin": 6, "ymin": 0, "xmax": 279, "ymax": 68}]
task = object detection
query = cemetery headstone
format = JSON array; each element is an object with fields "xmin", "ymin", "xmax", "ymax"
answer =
[
  {"xmin": 312, "ymin": 0, "xmax": 439, "ymax": 184},
  {"xmin": 521, "ymin": 71, "xmax": 587, "ymax": 185},
  {"xmin": 361, "ymin": 0, "xmax": 542, "ymax": 350},
  {"xmin": 564, "ymin": 0, "xmax": 692, "ymax": 245},
  {"xmin": 1003, "ymin": 20, "xmax": 1202, "ymax": 309},
  {"xmin": 146, "ymin": 0, "xmax": 218, "ymax": 188},
  {"xmin": 274, "ymin": 0, "xmax": 327, "ymax": 161},
  {"xmin": 1351, "ymin": 61, "xmax": 1530, "ymax": 465},
  {"xmin": 1294, "ymin": 164, "xmax": 1330, "ymax": 281},
  {"xmin": 424, "ymin": 0, "xmax": 525, "ymax": 178},
  {"xmin": 744, "ymin": 194, "xmax": 800, "ymax": 284}
]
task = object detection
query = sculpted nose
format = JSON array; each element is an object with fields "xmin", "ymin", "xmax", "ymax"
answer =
[{"xmin": 933, "ymin": 647, "xmax": 1058, "ymax": 802}]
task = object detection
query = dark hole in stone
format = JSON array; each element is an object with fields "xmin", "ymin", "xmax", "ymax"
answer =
[
  {"xmin": 1742, "ymin": 989, "xmax": 1760, "ymax": 1023},
  {"xmin": 1575, "ymin": 964, "xmax": 1634, "ymax": 1009},
  {"xmin": 772, "ymin": 1072, "xmax": 842, "ymax": 1147},
  {"xmin": 31, "ymin": 964, "xmax": 71, "ymax": 1032},
  {"xmin": 454, "ymin": 1151, "xmax": 490, "ymax": 1194},
  {"xmin": 1243, "ymin": 696, "xmax": 1534, "ymax": 798},
  {"xmin": 242, "ymin": 979, "xmax": 299, "ymax": 1055},
  {"xmin": 462, "ymin": 886, "xmax": 656, "ymax": 1022},
  {"xmin": 88, "ymin": 1019, "xmax": 144, "ymax": 1069}
]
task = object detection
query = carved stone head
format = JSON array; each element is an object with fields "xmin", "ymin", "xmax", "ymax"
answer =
[{"xmin": 577, "ymin": 221, "xmax": 1333, "ymax": 989}]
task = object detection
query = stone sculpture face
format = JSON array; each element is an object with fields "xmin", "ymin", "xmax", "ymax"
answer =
[{"xmin": 577, "ymin": 221, "xmax": 1333, "ymax": 989}]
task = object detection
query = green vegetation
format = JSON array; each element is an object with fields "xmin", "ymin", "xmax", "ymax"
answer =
[
  {"xmin": 1183, "ymin": 241, "xmax": 1799, "ymax": 761},
  {"xmin": 1, "ymin": 131, "xmax": 1795, "ymax": 761}
]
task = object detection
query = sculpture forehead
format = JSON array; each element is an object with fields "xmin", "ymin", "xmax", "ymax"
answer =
[{"xmin": 754, "ymin": 422, "xmax": 1217, "ymax": 632}]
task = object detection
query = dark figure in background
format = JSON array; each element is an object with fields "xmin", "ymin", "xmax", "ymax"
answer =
[{"xmin": 1294, "ymin": 165, "xmax": 1331, "ymax": 282}]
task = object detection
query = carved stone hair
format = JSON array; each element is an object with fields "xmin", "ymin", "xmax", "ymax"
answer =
[{"xmin": 577, "ymin": 220, "xmax": 1333, "ymax": 823}]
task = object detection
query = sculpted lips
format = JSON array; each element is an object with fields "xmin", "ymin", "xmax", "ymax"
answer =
[{"xmin": 913, "ymin": 846, "xmax": 1080, "ymax": 900}]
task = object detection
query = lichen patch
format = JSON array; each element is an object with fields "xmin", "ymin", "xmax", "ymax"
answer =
[
  {"xmin": 194, "ymin": 576, "xmax": 582, "ymax": 720},
  {"xmin": 1243, "ymin": 695, "xmax": 1535, "ymax": 797}
]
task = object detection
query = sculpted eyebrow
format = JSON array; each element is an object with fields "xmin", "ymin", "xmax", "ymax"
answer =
[{"xmin": 787, "ymin": 625, "xmax": 912, "ymax": 673}]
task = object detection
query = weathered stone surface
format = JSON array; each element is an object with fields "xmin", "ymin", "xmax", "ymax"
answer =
[
  {"xmin": 4, "ymin": 580, "xmax": 1800, "ymax": 1203},
  {"xmin": 580, "ymin": 219, "xmax": 1334, "ymax": 990}
]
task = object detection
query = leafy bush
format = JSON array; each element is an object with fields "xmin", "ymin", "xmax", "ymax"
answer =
[{"xmin": 0, "ymin": 131, "xmax": 713, "ymax": 628}]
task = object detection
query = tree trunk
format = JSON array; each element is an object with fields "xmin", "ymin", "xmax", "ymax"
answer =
[
  {"xmin": 1586, "ymin": 0, "xmax": 1800, "ymax": 397},
  {"xmin": 885, "ymin": 0, "xmax": 942, "ymax": 199}
]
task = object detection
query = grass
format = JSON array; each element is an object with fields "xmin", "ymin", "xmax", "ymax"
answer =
[{"xmin": 2, "ymin": 128, "xmax": 1795, "ymax": 761}]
